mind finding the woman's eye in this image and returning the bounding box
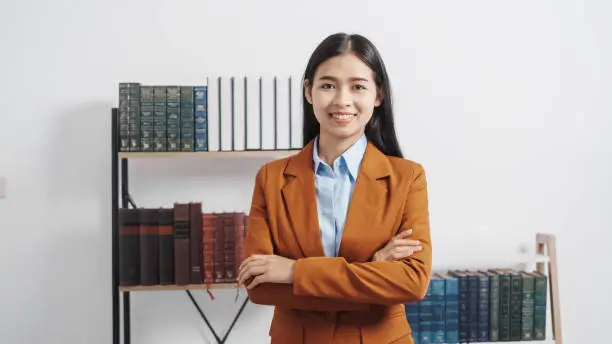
[353,84,366,90]
[321,83,334,89]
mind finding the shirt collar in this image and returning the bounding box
[313,134,368,180]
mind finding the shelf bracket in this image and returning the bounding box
[122,191,138,208]
[186,290,250,344]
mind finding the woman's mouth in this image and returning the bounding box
[329,112,356,123]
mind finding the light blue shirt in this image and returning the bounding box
[313,135,368,257]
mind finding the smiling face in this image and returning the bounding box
[305,52,381,145]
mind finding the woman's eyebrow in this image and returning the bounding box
[317,75,370,82]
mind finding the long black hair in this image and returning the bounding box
[302,32,403,158]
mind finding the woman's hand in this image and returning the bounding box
[238,254,296,290]
[373,229,422,262]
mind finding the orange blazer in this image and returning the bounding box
[244,139,432,344]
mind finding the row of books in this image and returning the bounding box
[118,203,246,286]
[117,77,303,153]
[405,269,548,344]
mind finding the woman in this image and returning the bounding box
[238,33,432,344]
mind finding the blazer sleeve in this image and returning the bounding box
[244,164,370,311]
[292,163,432,306]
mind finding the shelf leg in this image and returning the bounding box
[112,108,120,344]
[186,290,250,344]
[123,292,131,344]
[221,296,250,344]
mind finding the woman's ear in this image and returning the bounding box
[304,79,313,105]
[374,88,383,107]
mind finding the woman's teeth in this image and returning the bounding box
[331,113,355,120]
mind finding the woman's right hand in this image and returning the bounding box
[373,229,422,262]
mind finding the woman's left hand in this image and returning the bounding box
[238,254,296,290]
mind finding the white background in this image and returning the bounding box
[1,0,610,343]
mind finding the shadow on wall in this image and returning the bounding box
[42,102,113,205]
[36,102,114,344]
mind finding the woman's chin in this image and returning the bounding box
[321,127,364,141]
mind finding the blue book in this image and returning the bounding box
[194,85,208,151]
[429,274,446,343]
[419,281,433,344]
[472,271,490,341]
[449,270,469,342]
[405,302,420,344]
[439,273,459,343]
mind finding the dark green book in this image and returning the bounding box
[166,86,181,151]
[520,271,535,340]
[489,268,511,341]
[481,270,500,341]
[530,271,548,340]
[179,86,195,151]
[139,86,154,152]
[153,86,167,151]
[118,83,141,151]
[508,271,523,341]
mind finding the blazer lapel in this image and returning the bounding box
[337,142,392,261]
[281,140,326,258]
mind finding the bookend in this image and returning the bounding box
[112,108,250,344]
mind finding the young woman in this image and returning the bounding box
[238,33,432,344]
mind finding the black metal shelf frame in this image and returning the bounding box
[111,108,249,344]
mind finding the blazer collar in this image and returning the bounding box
[284,138,392,181]
[281,137,393,260]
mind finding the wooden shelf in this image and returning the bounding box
[118,150,300,159]
[119,283,239,292]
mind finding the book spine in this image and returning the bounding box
[213,213,226,283]
[234,213,246,279]
[166,86,181,151]
[118,83,140,151]
[180,86,195,151]
[189,203,203,284]
[194,86,208,151]
[430,277,446,343]
[158,209,174,285]
[418,283,433,343]
[139,208,159,285]
[223,213,236,282]
[139,86,154,151]
[498,273,511,340]
[173,203,190,285]
[119,209,140,285]
[456,273,469,342]
[467,274,479,342]
[509,273,523,341]
[404,302,420,344]
[201,213,215,284]
[488,273,500,341]
[444,277,459,343]
[521,272,535,340]
[153,87,167,151]
[533,272,548,340]
[477,274,490,341]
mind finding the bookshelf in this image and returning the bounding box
[111,108,295,344]
[111,104,564,343]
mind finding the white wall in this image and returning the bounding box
[1,0,610,343]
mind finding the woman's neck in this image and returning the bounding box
[316,133,364,167]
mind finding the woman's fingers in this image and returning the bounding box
[390,246,420,260]
[391,239,421,247]
[238,260,267,284]
[395,229,413,239]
